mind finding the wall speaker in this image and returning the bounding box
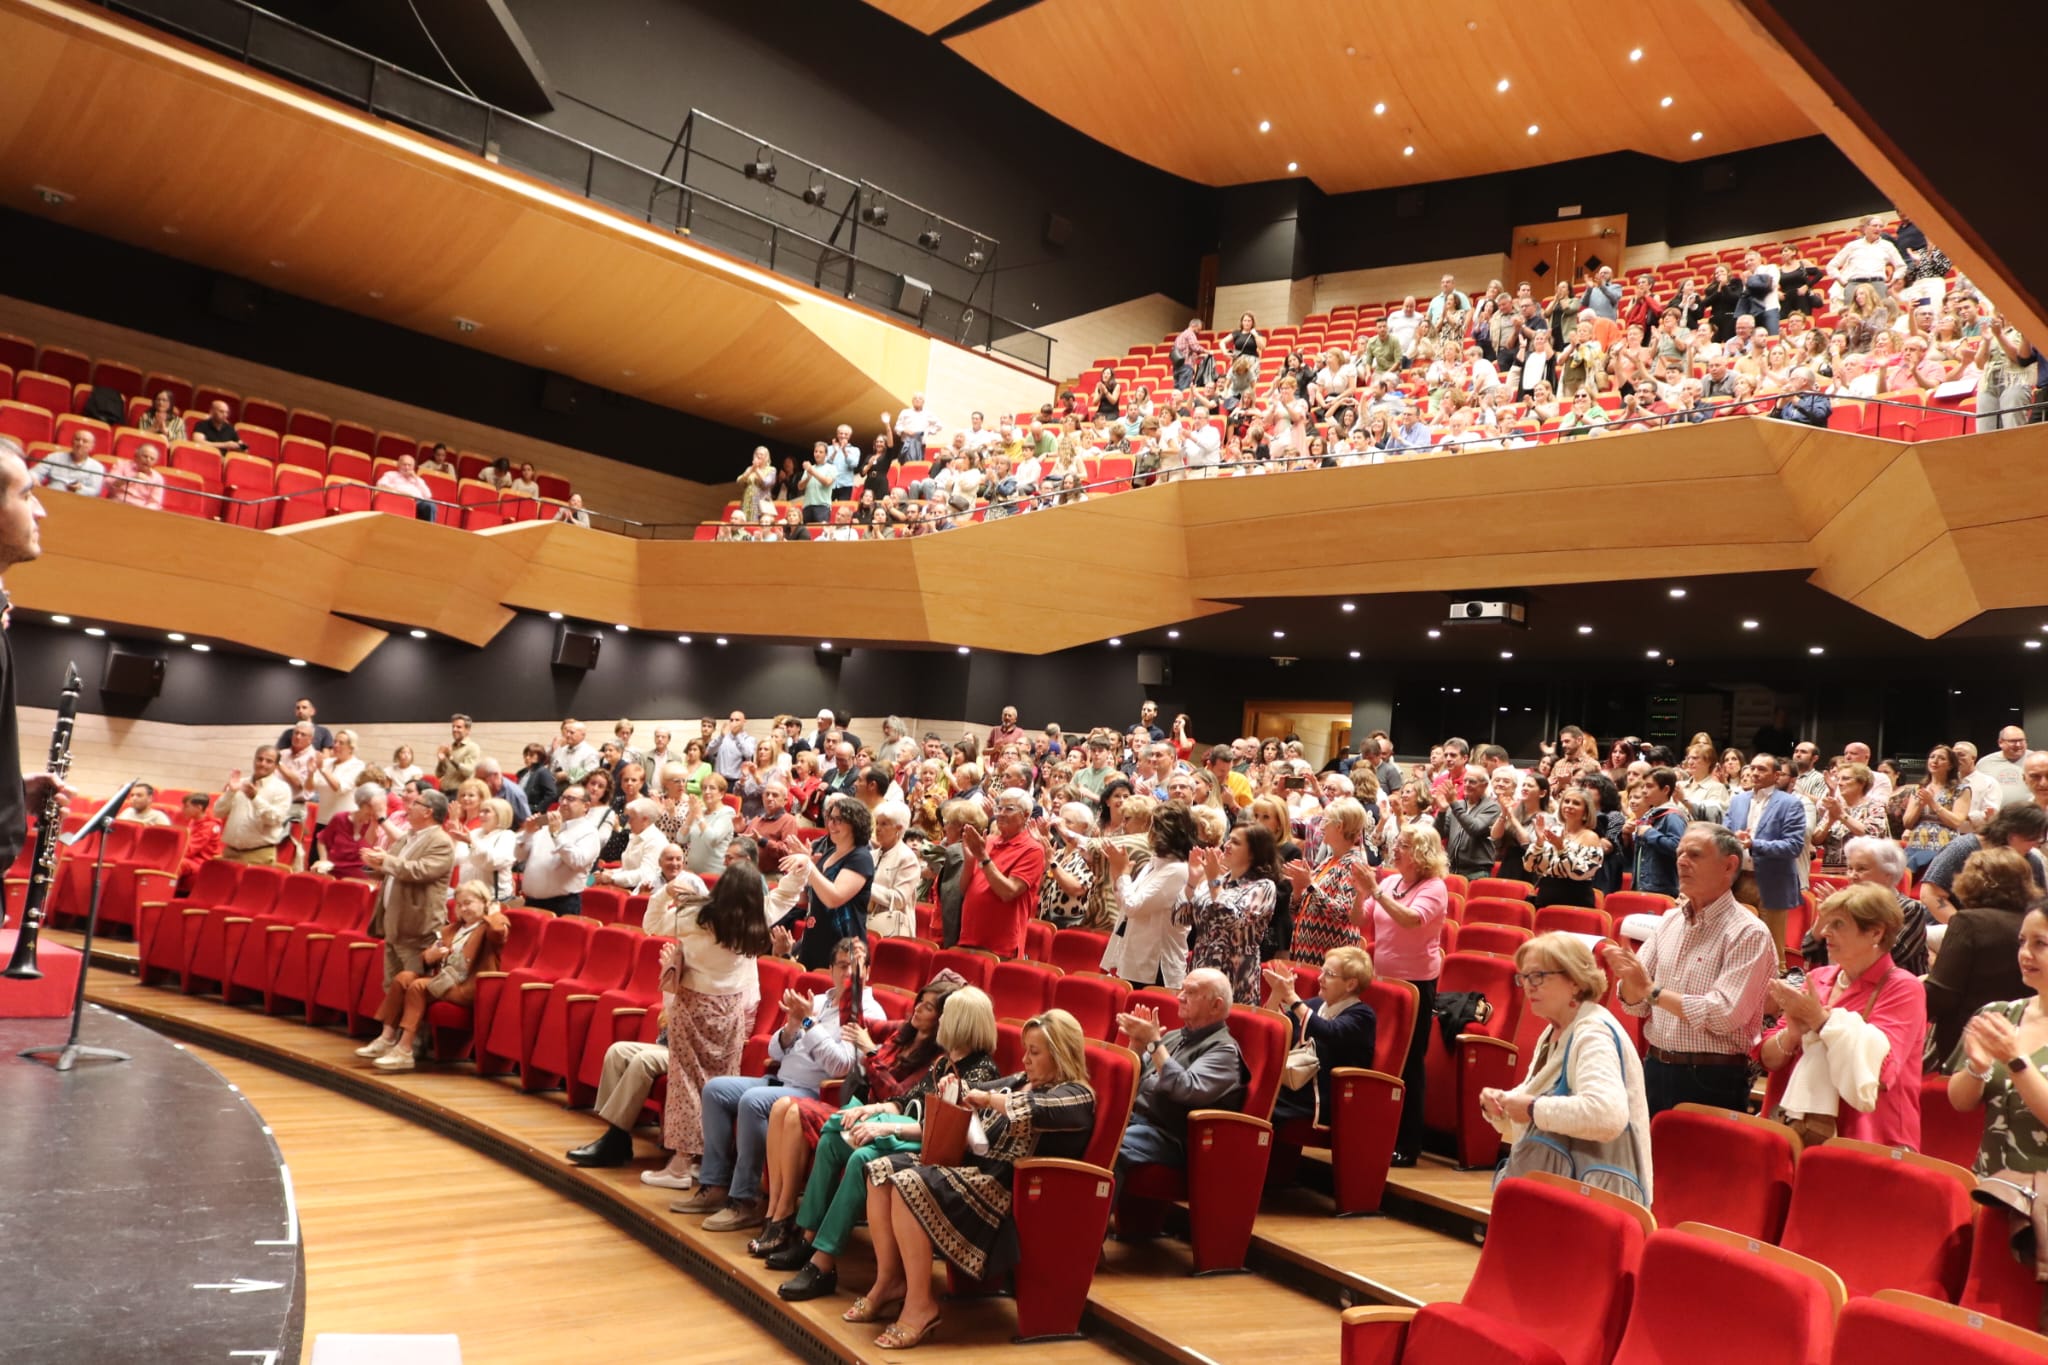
[1043,212,1072,248]
[551,624,601,670]
[539,373,585,416]
[101,649,165,698]
[1136,651,1172,687]
[895,274,932,317]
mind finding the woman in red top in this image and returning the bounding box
[316,783,389,880]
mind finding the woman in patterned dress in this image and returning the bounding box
[1523,787,1606,909]
[852,1010,1097,1349]
[1903,745,1974,876]
[1284,797,1372,962]
[1177,822,1281,1006]
[660,864,771,1183]
[1037,801,1100,929]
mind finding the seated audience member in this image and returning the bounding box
[1921,802,2048,922]
[30,431,105,497]
[116,782,171,826]
[742,778,804,876]
[752,974,964,1259]
[1925,846,2039,1066]
[849,1009,1096,1349]
[515,783,604,915]
[214,745,292,864]
[191,399,248,453]
[361,788,457,987]
[1284,797,1372,961]
[1113,969,1248,1185]
[672,933,879,1232]
[176,792,223,890]
[771,985,1002,1299]
[137,389,185,443]
[1769,367,1832,426]
[375,452,437,521]
[108,440,166,510]
[483,456,515,490]
[774,794,876,970]
[419,443,456,477]
[953,787,1048,959]
[314,783,389,880]
[554,492,591,527]
[1265,947,1378,1124]
[866,800,923,938]
[1103,799,1197,986]
[1944,905,2048,1248]
[1760,885,1925,1148]
[354,881,504,1072]
[1483,933,1654,1203]
[592,797,669,892]
[454,797,518,900]
[1799,836,1930,975]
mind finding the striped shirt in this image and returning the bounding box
[1624,889,1776,1055]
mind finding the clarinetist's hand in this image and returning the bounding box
[23,772,75,807]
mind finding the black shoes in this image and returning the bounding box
[1390,1151,1418,1168]
[764,1238,813,1272]
[565,1126,633,1167]
[777,1262,837,1300]
[748,1217,795,1258]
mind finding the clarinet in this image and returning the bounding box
[4,662,82,980]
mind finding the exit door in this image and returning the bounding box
[1509,214,1630,301]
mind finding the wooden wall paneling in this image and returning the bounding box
[1850,532,1980,639]
[1917,427,2048,533]
[275,514,523,646]
[1756,418,1907,538]
[1802,452,1946,606]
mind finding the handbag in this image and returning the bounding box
[1282,1035,1319,1092]
[1493,1017,1647,1203]
[919,1094,972,1167]
[1974,1167,2048,1280]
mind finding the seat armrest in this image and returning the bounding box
[1339,1306,1417,1365]
[520,981,553,991]
[610,1006,649,1018]
[473,970,509,980]
[566,993,601,1003]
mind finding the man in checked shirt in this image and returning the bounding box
[1603,823,1778,1116]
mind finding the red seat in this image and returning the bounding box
[579,886,628,926]
[1649,1103,1800,1242]
[1423,951,1524,1168]
[223,872,325,1002]
[1603,891,1675,923]
[286,409,333,444]
[523,924,640,1092]
[264,879,374,1014]
[236,422,280,466]
[0,332,32,374]
[1119,1005,1291,1272]
[331,419,374,454]
[221,454,276,528]
[1051,972,1130,1040]
[474,916,594,1077]
[71,823,182,935]
[0,399,54,448]
[1609,1227,1841,1365]
[1455,922,1532,956]
[870,936,935,991]
[1834,1291,2048,1365]
[1534,905,1615,937]
[324,476,371,515]
[1779,1139,1973,1301]
[278,435,328,475]
[91,359,144,400]
[275,466,327,525]
[1022,919,1055,962]
[1340,1172,1651,1365]
[1468,877,1535,902]
[989,960,1061,1020]
[927,947,996,992]
[1118,986,1181,1037]
[372,490,419,519]
[179,863,287,994]
[374,432,417,465]
[536,473,572,503]
[137,858,242,985]
[36,346,90,388]
[157,465,214,519]
[192,385,240,421]
[1919,1071,1983,1171]
[751,956,802,1039]
[1962,1203,2046,1329]
[16,373,75,418]
[1280,976,1417,1215]
[1462,896,1536,931]
[1049,927,1110,975]
[563,916,663,1093]
[327,447,373,484]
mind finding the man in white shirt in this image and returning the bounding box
[1183,404,1222,476]
[1840,741,1891,802]
[117,782,172,826]
[592,798,669,891]
[550,718,601,785]
[1387,296,1423,358]
[277,720,322,827]
[888,392,941,465]
[1978,727,2031,801]
[214,746,294,863]
[517,783,605,915]
[960,410,999,455]
[1954,741,2002,830]
[30,432,105,498]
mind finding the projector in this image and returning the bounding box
[1446,600,1527,627]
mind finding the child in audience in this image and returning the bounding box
[355,880,503,1072]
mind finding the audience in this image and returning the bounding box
[354,880,504,1072]
[213,745,292,864]
[773,795,875,970]
[1925,846,2039,1067]
[1102,799,1195,986]
[1264,946,1378,1125]
[1112,968,1247,1186]
[1177,822,1280,1006]
[360,788,457,990]
[954,788,1047,959]
[1355,824,1450,1166]
[1799,836,1930,976]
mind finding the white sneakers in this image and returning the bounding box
[640,1168,696,1190]
[373,1049,416,1072]
[355,1035,397,1059]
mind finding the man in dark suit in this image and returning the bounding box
[1724,753,1809,952]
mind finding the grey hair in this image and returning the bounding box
[1185,966,1233,1007]
[1058,801,1099,834]
[625,797,662,822]
[1686,821,1743,862]
[353,782,386,806]
[873,799,911,829]
[1843,836,1907,886]
[412,789,451,823]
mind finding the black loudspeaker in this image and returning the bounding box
[1700,162,1739,193]
[896,275,932,316]
[1394,188,1427,220]
[551,625,601,670]
[1136,651,1171,687]
[539,373,585,416]
[101,649,165,698]
[207,276,262,323]
[1043,212,1072,248]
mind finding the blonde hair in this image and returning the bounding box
[1025,1009,1092,1089]
[1249,795,1291,839]
[1322,796,1368,843]
[481,798,515,831]
[1324,945,1375,990]
[452,879,495,911]
[936,985,998,1056]
[1516,932,1607,1002]
[457,778,489,806]
[1120,794,1158,832]
[1818,882,1904,951]
[1190,804,1229,847]
[1397,822,1450,879]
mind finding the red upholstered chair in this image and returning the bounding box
[522,924,639,1091]
[993,1019,1024,1073]
[567,927,668,1103]
[51,821,140,922]
[1118,1004,1292,1273]
[331,419,374,454]
[1274,976,1418,1216]
[0,400,53,448]
[1534,905,1614,937]
[265,879,373,1016]
[1048,927,1111,976]
[83,822,184,936]
[327,447,373,484]
[92,359,144,400]
[1022,919,1055,962]
[274,466,326,524]
[1963,1203,2047,1329]
[14,373,71,419]
[1422,951,1525,1168]
[221,453,276,528]
[751,957,802,1039]
[1837,1291,2048,1365]
[578,886,627,926]
[192,385,239,420]
[989,960,1061,1020]
[473,916,594,1077]
[1340,1171,1652,1365]
[179,863,286,994]
[1780,1138,1973,1301]
[1602,891,1675,921]
[1462,896,1536,931]
[1117,986,1182,1037]
[870,936,935,991]
[869,984,915,1021]
[374,432,416,465]
[1920,1071,1984,1171]
[286,408,333,444]
[0,332,32,374]
[1455,922,1532,956]
[1051,972,1131,1041]
[928,946,997,991]
[1649,1103,1801,1242]
[223,871,324,1003]
[1468,877,1536,902]
[137,858,240,986]
[1609,1225,1843,1365]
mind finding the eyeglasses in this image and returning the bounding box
[1514,970,1563,990]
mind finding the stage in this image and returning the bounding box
[1,1005,305,1365]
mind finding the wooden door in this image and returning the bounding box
[1508,214,1628,300]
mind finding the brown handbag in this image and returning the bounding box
[919,1095,972,1167]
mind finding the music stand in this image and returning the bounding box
[20,779,137,1071]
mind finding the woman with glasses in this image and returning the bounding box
[1283,797,1373,962]
[778,795,876,971]
[1481,932,1654,1204]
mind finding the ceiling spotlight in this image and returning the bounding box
[1577,625,1594,635]
[801,182,827,207]
[1645,648,1661,658]
[742,149,776,184]
[613,624,629,633]
[1808,645,1825,655]
[1108,637,1122,647]
[1372,102,1386,115]
[1690,130,1704,142]
[1500,650,1514,660]
[1660,95,1674,107]
[1742,619,1760,630]
[677,634,692,644]
[34,185,72,206]
[715,637,729,645]
[50,615,71,625]
[862,201,889,227]
[409,629,429,639]
[1167,629,1180,638]
[964,241,986,269]
[547,611,563,621]
[1286,161,1298,172]
[1258,120,1271,133]
[819,641,832,651]
[191,643,212,652]
[957,645,971,655]
[917,224,943,251]
[1496,78,1511,92]
[1452,688,1462,694]
[1273,630,1286,640]
[1426,628,1441,638]
[1341,602,1356,613]
[1526,124,1539,136]
[167,632,185,642]
[1349,649,1361,659]
[288,658,307,667]
[1629,47,1644,61]
[84,627,105,637]
[2028,641,2044,651]
[1668,586,1687,598]
[1402,145,1415,156]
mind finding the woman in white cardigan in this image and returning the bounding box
[1481,932,1654,1204]
[865,800,924,938]
[1101,800,1198,988]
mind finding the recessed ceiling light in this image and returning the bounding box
[1578,625,1594,635]
[1499,707,1509,713]
[1341,603,1356,613]
[1286,161,1298,172]
[50,615,70,625]
[547,611,563,621]
[1500,650,1514,660]
[1167,629,1180,638]
[2027,641,2043,651]
[268,259,287,269]
[715,637,728,645]
[1646,648,1661,658]
[1690,131,1704,142]
[1372,102,1386,115]
[1345,46,1356,56]
[84,627,105,637]
[1629,47,1644,61]
[621,369,636,378]
[1273,630,1286,639]
[191,643,211,652]
[677,634,692,644]
[1742,619,1760,629]
[1496,78,1511,92]
[2040,624,2048,632]
[1808,645,1825,655]
[1108,637,1122,647]
[956,645,970,655]
[1526,124,1539,136]
[1452,687,1462,694]
[1231,66,1241,76]
[367,288,383,299]
[1348,650,1361,659]
[409,629,428,639]
[613,623,629,632]
[287,658,306,667]
[819,641,831,651]
[1668,586,1687,598]
[167,632,185,642]
[161,224,179,235]
[1660,96,1674,108]
[1258,120,1271,133]
[1402,145,1415,157]
[1426,628,1440,638]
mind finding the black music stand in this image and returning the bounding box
[21,779,137,1072]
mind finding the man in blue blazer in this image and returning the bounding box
[1724,753,1808,955]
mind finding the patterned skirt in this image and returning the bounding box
[869,1152,1018,1281]
[662,988,749,1154]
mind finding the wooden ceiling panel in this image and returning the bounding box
[860,0,991,34]
[932,0,1813,192]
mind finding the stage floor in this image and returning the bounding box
[0,1005,305,1365]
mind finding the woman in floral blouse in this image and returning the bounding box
[1903,745,1975,876]
[1177,823,1282,1005]
[1809,762,1887,872]
[1520,787,1606,909]
[1284,797,1372,961]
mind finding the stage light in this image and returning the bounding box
[801,182,827,207]
[167,633,186,642]
[917,225,942,251]
[1578,625,1593,635]
[1526,125,1539,136]
[862,201,890,227]
[1349,650,1361,659]
[1496,78,1510,92]
[1258,120,1271,133]
[1372,102,1386,115]
[1629,47,1644,61]
[1426,628,1440,638]
[964,241,985,269]
[1286,162,1298,172]
[1742,619,1760,629]
[743,147,776,184]
[1402,145,1415,156]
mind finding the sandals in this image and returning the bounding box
[874,1315,943,1349]
[843,1294,905,1324]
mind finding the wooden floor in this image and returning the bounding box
[186,1042,787,1365]
[84,965,1492,1363]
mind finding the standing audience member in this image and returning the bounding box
[1624,766,1690,897]
[955,788,1048,959]
[1103,800,1197,986]
[1284,798,1372,960]
[214,746,292,864]
[1176,822,1280,1007]
[515,784,604,915]
[1725,753,1809,952]
[1925,847,2040,1067]
[435,714,480,794]
[1355,824,1451,1166]
[776,795,877,970]
[1435,768,1500,879]
[361,788,457,990]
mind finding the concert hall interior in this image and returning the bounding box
[6,0,2048,1361]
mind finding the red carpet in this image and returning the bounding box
[0,931,82,1018]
